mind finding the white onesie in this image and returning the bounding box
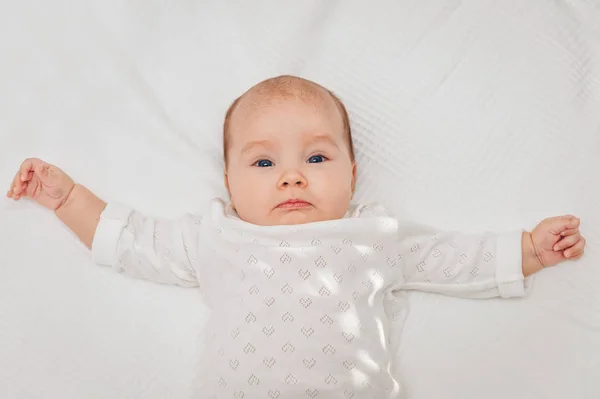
[91,198,529,399]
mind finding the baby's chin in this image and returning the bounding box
[246,208,342,226]
[276,211,324,226]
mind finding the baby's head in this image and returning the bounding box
[223,75,356,226]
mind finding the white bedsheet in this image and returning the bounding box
[1,1,599,398]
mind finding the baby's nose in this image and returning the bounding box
[279,170,307,188]
[282,179,305,187]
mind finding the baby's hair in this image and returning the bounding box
[222,75,355,166]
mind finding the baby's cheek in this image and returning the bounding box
[319,180,352,214]
[234,177,271,212]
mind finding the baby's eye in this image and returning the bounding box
[254,159,274,167]
[307,155,327,164]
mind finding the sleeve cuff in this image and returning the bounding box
[495,230,533,298]
[91,203,133,266]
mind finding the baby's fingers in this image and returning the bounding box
[6,177,21,200]
[21,170,34,183]
[559,215,580,230]
[18,158,38,179]
[565,237,586,260]
[554,232,581,251]
[546,215,580,235]
[8,171,22,198]
[6,174,16,198]
[12,180,29,200]
[7,158,43,199]
[560,228,579,237]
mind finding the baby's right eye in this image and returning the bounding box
[254,159,274,167]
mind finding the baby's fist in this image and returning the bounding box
[6,158,75,211]
[530,215,586,268]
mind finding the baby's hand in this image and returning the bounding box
[6,158,75,211]
[529,215,586,268]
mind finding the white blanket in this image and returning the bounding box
[1,1,599,398]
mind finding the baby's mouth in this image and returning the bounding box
[276,199,313,209]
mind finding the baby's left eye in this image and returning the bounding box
[307,155,327,164]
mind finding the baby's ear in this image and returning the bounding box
[224,173,233,198]
[351,162,357,194]
[224,173,235,208]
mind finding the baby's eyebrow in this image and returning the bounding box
[305,134,339,148]
[240,135,338,155]
[240,139,278,155]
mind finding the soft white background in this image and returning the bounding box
[0,1,599,398]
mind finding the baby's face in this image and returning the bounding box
[225,95,356,226]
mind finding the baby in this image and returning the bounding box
[6,75,586,398]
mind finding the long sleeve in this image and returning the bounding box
[392,221,531,299]
[91,203,202,288]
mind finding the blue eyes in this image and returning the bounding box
[253,155,327,167]
[255,159,274,167]
[308,155,326,163]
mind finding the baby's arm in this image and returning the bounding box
[7,158,200,287]
[393,217,585,299]
[56,185,107,249]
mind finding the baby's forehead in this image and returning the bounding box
[236,95,334,124]
[235,83,335,120]
[227,92,340,146]
[228,96,343,148]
